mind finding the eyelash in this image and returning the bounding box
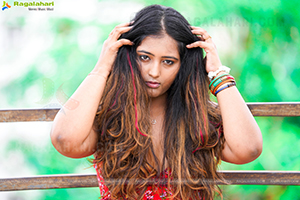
[163,60,174,65]
[139,55,174,65]
[139,55,149,61]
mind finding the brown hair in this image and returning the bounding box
[92,4,225,200]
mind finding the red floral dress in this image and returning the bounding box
[93,163,173,200]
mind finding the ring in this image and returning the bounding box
[205,35,212,41]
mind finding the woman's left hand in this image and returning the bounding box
[186,26,222,73]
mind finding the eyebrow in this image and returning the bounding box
[137,50,179,61]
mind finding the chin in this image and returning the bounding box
[148,92,167,99]
[147,92,159,98]
[148,94,159,98]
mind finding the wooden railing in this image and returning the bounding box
[1,102,300,191]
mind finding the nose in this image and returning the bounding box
[148,61,160,78]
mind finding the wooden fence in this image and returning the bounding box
[1,102,300,191]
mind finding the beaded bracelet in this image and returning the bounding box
[214,82,236,96]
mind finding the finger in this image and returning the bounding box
[111,39,134,51]
[186,41,213,51]
[190,27,213,41]
[129,20,135,25]
[191,30,211,41]
[190,26,205,30]
[110,25,133,35]
[109,22,132,35]
[116,22,132,28]
[190,26,208,34]
[205,35,212,41]
[109,26,133,40]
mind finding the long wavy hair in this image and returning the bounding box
[92,4,225,200]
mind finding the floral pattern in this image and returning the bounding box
[93,163,174,200]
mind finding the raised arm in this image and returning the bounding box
[216,80,262,164]
[186,26,263,164]
[50,22,134,158]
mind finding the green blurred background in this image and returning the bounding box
[0,0,300,199]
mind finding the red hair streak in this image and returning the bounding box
[127,51,147,137]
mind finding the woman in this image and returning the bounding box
[50,4,262,200]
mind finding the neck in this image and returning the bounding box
[150,93,167,118]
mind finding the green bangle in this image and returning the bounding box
[209,73,229,89]
[213,75,231,88]
[212,78,222,88]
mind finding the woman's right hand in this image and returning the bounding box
[93,22,134,76]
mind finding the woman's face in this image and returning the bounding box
[136,33,181,100]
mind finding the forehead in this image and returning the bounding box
[136,34,179,57]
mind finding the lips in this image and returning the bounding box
[146,81,160,88]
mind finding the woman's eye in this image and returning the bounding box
[139,55,149,61]
[163,60,174,65]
